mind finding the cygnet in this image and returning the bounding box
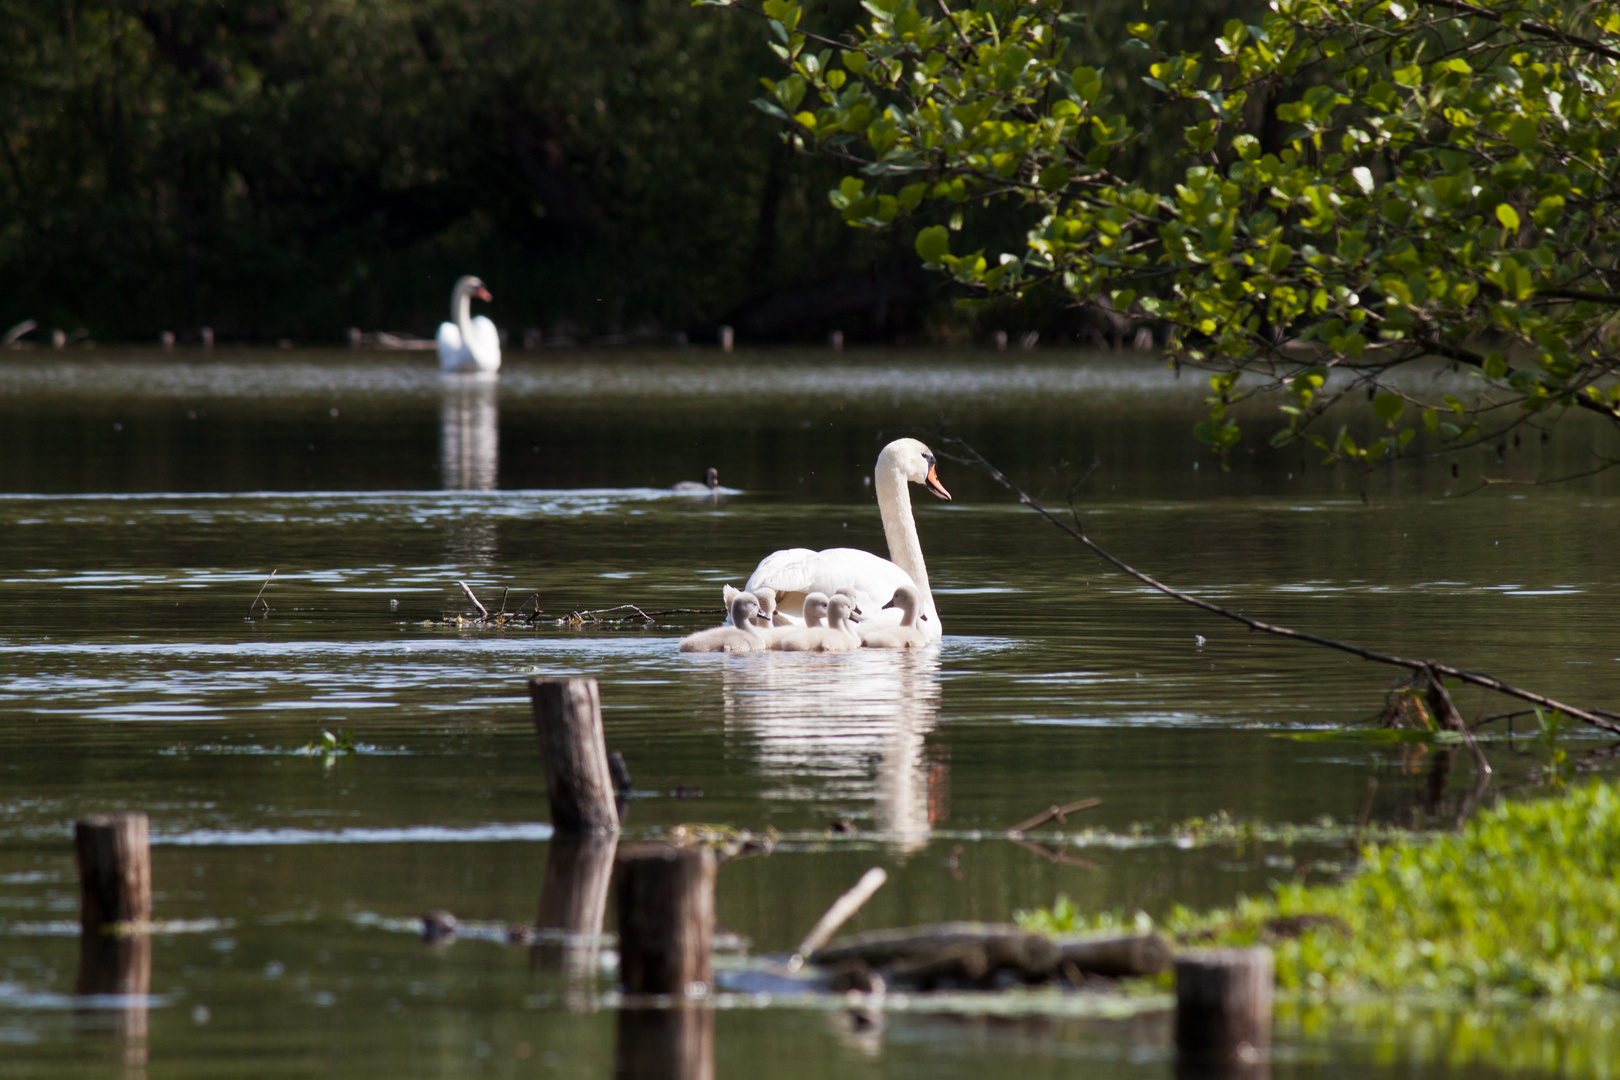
[758,589,825,646]
[860,584,929,649]
[776,594,860,653]
[679,593,765,653]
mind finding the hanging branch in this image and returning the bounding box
[938,437,1620,738]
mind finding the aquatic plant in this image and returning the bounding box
[1020,780,1620,1000]
[300,729,357,756]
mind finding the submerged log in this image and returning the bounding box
[1058,933,1173,978]
[811,922,1059,987]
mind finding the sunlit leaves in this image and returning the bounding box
[736,0,1620,462]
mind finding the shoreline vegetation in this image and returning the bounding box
[1021,779,1620,1003]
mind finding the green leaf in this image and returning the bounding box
[1495,204,1520,233]
[915,225,950,264]
[1373,392,1405,424]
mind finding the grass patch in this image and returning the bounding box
[1019,779,1620,1000]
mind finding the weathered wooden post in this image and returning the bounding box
[615,844,716,998]
[1174,947,1273,1077]
[74,813,152,1068]
[528,676,619,834]
[614,1006,714,1080]
[76,813,152,932]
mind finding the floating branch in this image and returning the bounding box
[940,437,1620,741]
[1008,797,1101,835]
[249,570,277,619]
[434,585,724,630]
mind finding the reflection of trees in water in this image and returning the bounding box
[719,651,944,849]
[440,374,499,564]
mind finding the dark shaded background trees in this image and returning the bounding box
[0,0,1254,343]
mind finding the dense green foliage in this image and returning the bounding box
[1021,780,1620,999]
[1,0,1264,343]
[0,0,890,340]
[741,0,1620,458]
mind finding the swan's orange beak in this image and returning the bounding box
[925,465,951,501]
[476,286,492,302]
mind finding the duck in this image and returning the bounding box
[673,467,721,494]
[742,438,948,641]
[860,585,930,649]
[775,594,861,653]
[679,592,766,653]
[437,276,502,373]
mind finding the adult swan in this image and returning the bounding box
[437,276,502,373]
[743,438,949,641]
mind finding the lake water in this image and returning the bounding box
[2,349,1618,1077]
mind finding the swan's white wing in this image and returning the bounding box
[745,546,941,639]
[437,322,467,370]
[467,315,502,372]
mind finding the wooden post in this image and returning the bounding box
[528,677,619,834]
[1175,948,1273,1071]
[614,1006,714,1080]
[76,814,151,932]
[74,813,152,1069]
[615,844,715,997]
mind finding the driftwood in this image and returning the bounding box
[1008,797,1100,834]
[1057,933,1173,977]
[791,867,887,969]
[808,922,1172,989]
[940,437,1620,740]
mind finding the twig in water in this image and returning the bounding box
[457,581,490,621]
[249,570,277,618]
[1353,777,1378,850]
[497,588,510,616]
[938,437,1620,740]
[1007,797,1101,835]
[789,866,888,972]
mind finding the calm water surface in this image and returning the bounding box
[2,349,1618,1077]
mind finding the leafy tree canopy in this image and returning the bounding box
[721,0,1620,463]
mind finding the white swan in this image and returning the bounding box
[775,594,860,652]
[679,593,766,653]
[437,276,502,373]
[743,438,948,641]
[861,585,929,649]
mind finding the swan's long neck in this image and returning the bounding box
[875,458,932,602]
[454,284,474,340]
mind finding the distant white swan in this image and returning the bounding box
[861,585,929,649]
[679,592,766,653]
[437,276,501,373]
[742,438,948,641]
[775,594,860,652]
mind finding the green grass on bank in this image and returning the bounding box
[1020,780,1620,1000]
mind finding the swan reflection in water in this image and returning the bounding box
[440,373,499,491]
[717,648,945,850]
[440,373,499,563]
